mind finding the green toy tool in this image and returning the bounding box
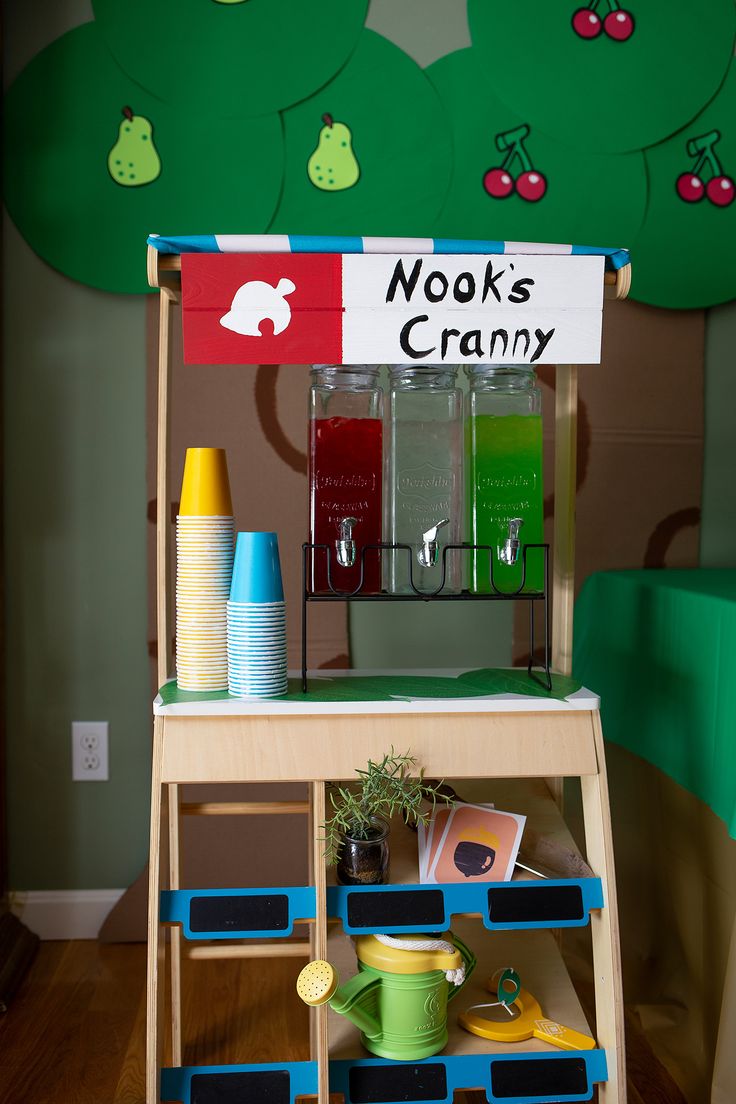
[296,931,476,1061]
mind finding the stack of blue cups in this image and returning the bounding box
[227,532,287,698]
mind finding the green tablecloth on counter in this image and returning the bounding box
[574,568,736,838]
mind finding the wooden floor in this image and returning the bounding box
[0,940,688,1104]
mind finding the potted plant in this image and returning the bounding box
[321,749,452,885]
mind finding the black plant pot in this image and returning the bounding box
[336,817,390,885]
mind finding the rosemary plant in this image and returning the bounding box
[321,749,452,865]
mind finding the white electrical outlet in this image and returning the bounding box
[72,721,109,781]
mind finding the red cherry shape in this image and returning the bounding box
[483,167,514,199]
[676,173,705,203]
[604,10,635,41]
[516,170,547,203]
[706,175,735,207]
[572,8,602,38]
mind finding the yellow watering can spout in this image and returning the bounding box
[296,960,383,1040]
[296,960,339,1006]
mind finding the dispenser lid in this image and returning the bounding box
[355,933,462,975]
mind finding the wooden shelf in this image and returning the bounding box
[327,917,593,1060]
[327,778,591,890]
[154,669,599,718]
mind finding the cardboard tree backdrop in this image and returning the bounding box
[3,1,736,306]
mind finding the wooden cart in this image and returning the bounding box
[146,237,630,1104]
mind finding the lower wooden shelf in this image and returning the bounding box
[328,918,594,1061]
[159,919,605,1103]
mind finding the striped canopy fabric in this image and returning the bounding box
[148,233,630,272]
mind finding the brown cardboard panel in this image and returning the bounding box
[515,300,705,656]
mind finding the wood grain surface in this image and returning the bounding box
[0,939,686,1104]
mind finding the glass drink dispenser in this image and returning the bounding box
[386,365,463,594]
[465,365,544,594]
[308,365,383,594]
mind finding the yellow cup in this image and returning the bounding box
[179,448,233,516]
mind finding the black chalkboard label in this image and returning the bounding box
[191,1069,289,1104]
[491,1056,588,1098]
[346,889,445,929]
[487,883,584,924]
[189,894,289,934]
[349,1063,447,1103]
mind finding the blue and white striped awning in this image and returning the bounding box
[147,233,630,272]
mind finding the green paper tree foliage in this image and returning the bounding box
[468,0,736,155]
[3,1,736,308]
[270,31,453,238]
[630,59,736,309]
[2,23,284,294]
[426,48,647,249]
[91,0,369,119]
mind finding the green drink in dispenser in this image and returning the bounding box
[465,366,544,593]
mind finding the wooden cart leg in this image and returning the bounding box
[549,364,579,811]
[580,712,626,1104]
[309,781,329,1103]
[146,715,169,1104]
[168,783,182,1068]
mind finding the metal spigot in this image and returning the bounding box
[499,517,523,566]
[417,518,450,568]
[336,517,358,568]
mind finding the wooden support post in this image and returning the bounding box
[168,783,182,1068]
[146,716,168,1104]
[548,365,578,809]
[310,781,329,1103]
[581,712,626,1104]
[156,288,176,688]
[552,364,578,677]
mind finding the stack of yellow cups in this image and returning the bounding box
[176,448,234,692]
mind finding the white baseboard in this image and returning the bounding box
[9,889,125,940]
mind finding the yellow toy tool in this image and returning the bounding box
[459,971,596,1052]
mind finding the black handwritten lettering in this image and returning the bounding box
[399,315,436,359]
[453,272,475,303]
[425,270,449,302]
[482,260,506,304]
[441,328,460,358]
[512,329,530,358]
[460,330,483,357]
[531,327,555,362]
[386,258,422,303]
[489,329,509,358]
[508,278,534,304]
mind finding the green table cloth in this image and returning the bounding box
[574,568,736,838]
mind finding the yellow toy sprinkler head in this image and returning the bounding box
[458,967,596,1051]
[296,960,339,1006]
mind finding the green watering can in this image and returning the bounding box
[296,930,476,1061]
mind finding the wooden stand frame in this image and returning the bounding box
[145,244,629,1104]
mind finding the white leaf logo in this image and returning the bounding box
[220,277,297,337]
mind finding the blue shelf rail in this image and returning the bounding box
[159,1051,607,1104]
[159,886,316,940]
[331,1050,608,1104]
[160,1061,318,1104]
[328,878,603,934]
[160,879,602,940]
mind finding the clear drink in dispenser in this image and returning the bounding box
[386,365,463,594]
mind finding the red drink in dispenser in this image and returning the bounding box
[309,367,384,594]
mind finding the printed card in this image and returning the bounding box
[426,803,526,884]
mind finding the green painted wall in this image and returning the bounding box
[3,214,151,889]
[2,1,733,893]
